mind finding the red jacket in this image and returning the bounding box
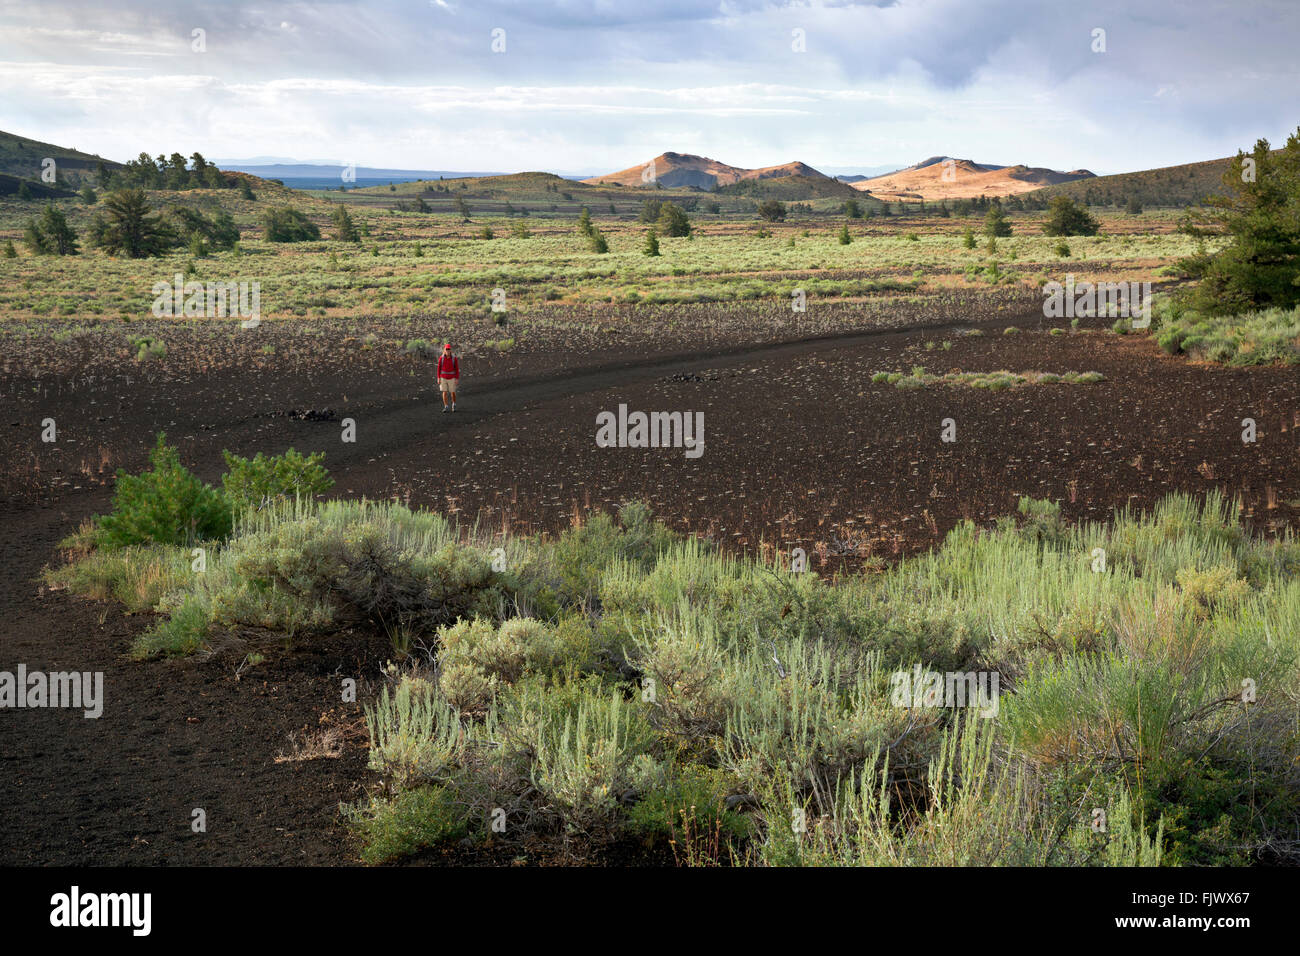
[437,353,459,379]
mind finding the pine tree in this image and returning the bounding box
[98,189,178,257]
[1181,128,1300,314]
[39,204,79,254]
[984,202,1012,237]
[23,219,49,254]
[643,228,660,257]
[655,202,691,237]
[332,205,360,242]
[1042,196,1100,237]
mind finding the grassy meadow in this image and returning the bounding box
[0,180,1210,330]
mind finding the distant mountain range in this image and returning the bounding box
[581,151,1095,200]
[212,163,509,188]
[0,129,1243,207]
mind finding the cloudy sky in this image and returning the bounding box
[1,0,1297,175]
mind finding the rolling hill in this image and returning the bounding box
[584,152,836,190]
[0,130,121,185]
[716,173,862,200]
[1026,153,1249,208]
[853,156,1094,201]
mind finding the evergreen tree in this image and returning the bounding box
[332,204,360,242]
[638,198,664,223]
[1180,128,1300,314]
[38,204,79,254]
[643,227,660,256]
[1042,196,1100,237]
[98,189,178,257]
[655,202,691,237]
[22,218,48,254]
[984,202,1013,237]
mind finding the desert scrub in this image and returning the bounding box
[872,367,1107,390]
[49,488,1300,864]
[343,786,468,864]
[501,677,657,837]
[436,616,593,711]
[129,334,165,361]
[44,540,191,613]
[365,674,475,788]
[1155,304,1300,365]
[625,763,752,855]
[212,503,501,639]
[220,447,334,512]
[133,592,210,659]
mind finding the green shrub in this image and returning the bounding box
[96,434,232,548]
[44,541,190,612]
[263,207,320,242]
[344,785,468,864]
[1153,305,1300,365]
[626,764,750,848]
[222,513,498,639]
[129,335,165,361]
[503,678,656,836]
[133,593,209,659]
[221,448,333,512]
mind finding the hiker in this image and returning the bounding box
[437,343,460,412]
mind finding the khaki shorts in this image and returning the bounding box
[439,378,459,393]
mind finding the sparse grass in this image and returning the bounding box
[873,366,1106,390]
[1155,304,1300,365]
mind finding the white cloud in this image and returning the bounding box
[0,0,1295,173]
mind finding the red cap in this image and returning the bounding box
[443,343,452,350]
